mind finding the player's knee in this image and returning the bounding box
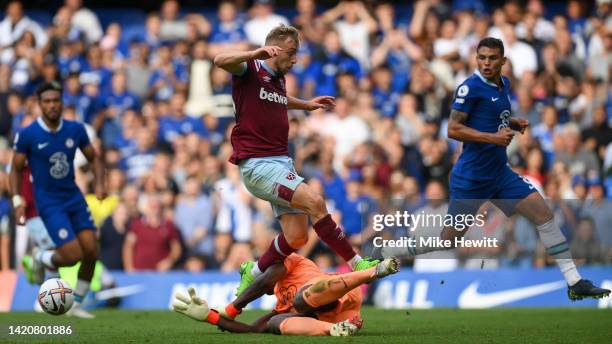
[293,290,313,313]
[307,194,327,218]
[267,314,288,335]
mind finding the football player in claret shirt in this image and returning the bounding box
[10,81,106,318]
[213,24,379,296]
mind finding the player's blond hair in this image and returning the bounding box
[265,24,300,45]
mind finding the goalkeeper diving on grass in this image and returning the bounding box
[172,254,399,336]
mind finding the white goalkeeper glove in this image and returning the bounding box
[172,287,210,321]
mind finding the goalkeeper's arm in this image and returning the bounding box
[234,263,287,309]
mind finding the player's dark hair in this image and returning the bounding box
[477,37,505,57]
[265,24,300,45]
[36,81,63,99]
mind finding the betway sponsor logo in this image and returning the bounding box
[259,87,288,105]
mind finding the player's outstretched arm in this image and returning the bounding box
[232,262,288,310]
[213,46,283,75]
[9,151,27,225]
[81,144,106,200]
[288,96,335,111]
[448,109,514,146]
[173,287,276,333]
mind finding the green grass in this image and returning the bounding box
[1,307,611,343]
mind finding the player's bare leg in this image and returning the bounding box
[27,239,83,285]
[294,258,399,313]
[67,229,98,318]
[290,183,377,269]
[269,313,357,336]
[514,192,610,300]
[237,184,378,296]
[236,213,309,296]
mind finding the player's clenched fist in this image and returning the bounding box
[250,46,283,60]
[491,127,515,146]
[515,118,529,134]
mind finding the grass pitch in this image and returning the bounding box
[1,307,610,343]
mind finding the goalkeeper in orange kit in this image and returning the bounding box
[172,254,399,336]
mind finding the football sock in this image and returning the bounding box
[36,250,57,269]
[302,267,376,308]
[347,254,363,270]
[254,233,296,276]
[74,279,91,304]
[537,219,581,286]
[313,214,357,262]
[279,317,332,336]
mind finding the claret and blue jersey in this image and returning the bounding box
[14,117,95,246]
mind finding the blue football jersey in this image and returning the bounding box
[451,70,513,182]
[14,118,91,208]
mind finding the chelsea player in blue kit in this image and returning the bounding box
[10,82,106,318]
[378,38,609,301]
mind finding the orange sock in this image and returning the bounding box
[279,317,333,336]
[303,267,375,308]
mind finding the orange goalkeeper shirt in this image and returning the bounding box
[273,254,323,313]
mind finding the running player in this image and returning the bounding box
[173,254,399,336]
[213,24,378,296]
[10,81,106,318]
[377,37,610,301]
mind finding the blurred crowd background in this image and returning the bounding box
[0,0,611,274]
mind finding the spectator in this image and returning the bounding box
[125,41,152,99]
[304,30,362,97]
[120,127,158,182]
[244,0,289,47]
[0,0,48,49]
[99,203,129,270]
[501,24,538,79]
[123,194,182,272]
[371,29,422,93]
[324,97,370,171]
[554,123,600,177]
[159,0,188,41]
[321,1,378,69]
[64,0,103,44]
[148,44,188,101]
[583,179,612,261]
[581,105,612,163]
[413,180,458,272]
[185,40,213,117]
[158,92,207,145]
[174,177,215,267]
[571,217,603,266]
[208,1,248,57]
[337,171,376,245]
[292,0,324,44]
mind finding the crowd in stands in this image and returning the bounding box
[0,0,611,273]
